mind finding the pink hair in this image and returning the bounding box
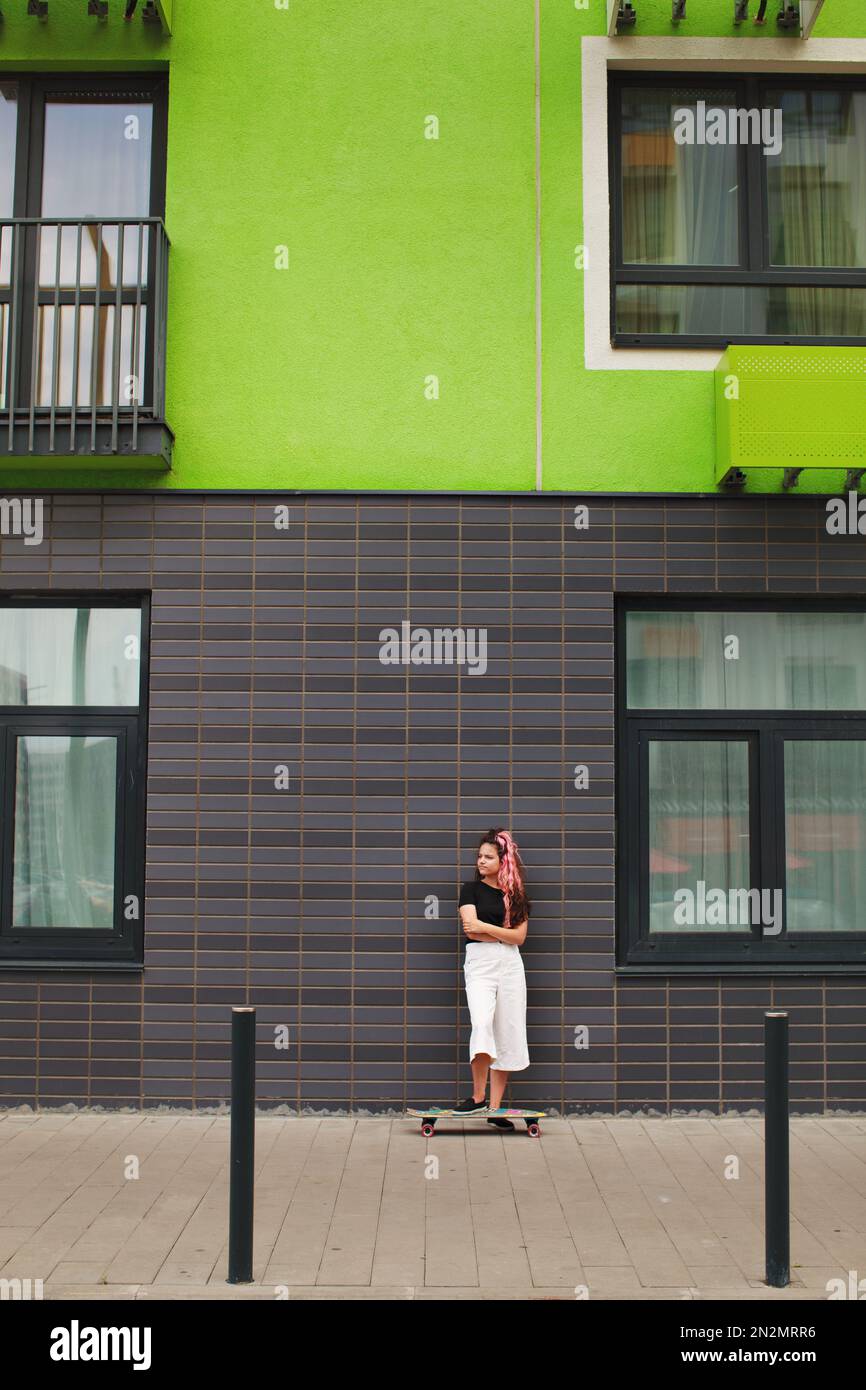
[493,829,522,929]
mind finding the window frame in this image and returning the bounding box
[0,593,150,969]
[7,72,168,224]
[616,596,866,972]
[608,71,866,349]
[1,71,168,414]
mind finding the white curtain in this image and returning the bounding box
[649,739,750,934]
[0,606,140,706]
[634,611,866,936]
[672,129,739,265]
[767,89,866,333]
[13,734,116,930]
[627,611,866,710]
[785,740,866,933]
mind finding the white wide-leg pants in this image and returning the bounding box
[463,941,530,1072]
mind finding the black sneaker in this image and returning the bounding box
[453,1095,488,1114]
[487,1117,516,1130]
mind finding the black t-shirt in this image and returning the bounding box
[459,879,506,930]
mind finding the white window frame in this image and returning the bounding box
[581,37,866,371]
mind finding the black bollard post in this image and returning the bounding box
[228,1006,256,1284]
[764,1010,790,1288]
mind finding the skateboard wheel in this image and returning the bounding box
[527,1123,541,1137]
[422,1123,435,1137]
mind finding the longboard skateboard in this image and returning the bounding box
[407,1107,546,1137]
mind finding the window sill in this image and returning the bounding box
[616,963,866,975]
[611,336,866,350]
[0,961,145,972]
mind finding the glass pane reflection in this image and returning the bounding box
[12,734,117,929]
[616,283,866,337]
[38,222,150,291]
[766,89,866,270]
[36,304,147,408]
[785,740,866,932]
[627,611,866,710]
[41,101,153,219]
[648,739,751,934]
[0,83,16,219]
[620,85,740,267]
[0,607,141,706]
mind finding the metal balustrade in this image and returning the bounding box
[0,217,172,467]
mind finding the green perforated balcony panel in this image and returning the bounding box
[715,346,866,490]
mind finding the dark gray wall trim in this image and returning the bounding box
[0,492,863,1113]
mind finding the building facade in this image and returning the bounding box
[0,0,865,1112]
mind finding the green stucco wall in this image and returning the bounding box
[0,0,864,493]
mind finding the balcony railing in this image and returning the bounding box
[0,217,172,468]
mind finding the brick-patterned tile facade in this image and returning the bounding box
[0,492,864,1112]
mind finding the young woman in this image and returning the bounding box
[455,828,530,1128]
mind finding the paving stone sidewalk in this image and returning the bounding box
[1,1111,864,1301]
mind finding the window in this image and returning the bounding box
[618,600,866,969]
[610,75,866,346]
[0,598,149,966]
[0,73,167,416]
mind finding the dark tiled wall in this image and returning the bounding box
[0,493,864,1112]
